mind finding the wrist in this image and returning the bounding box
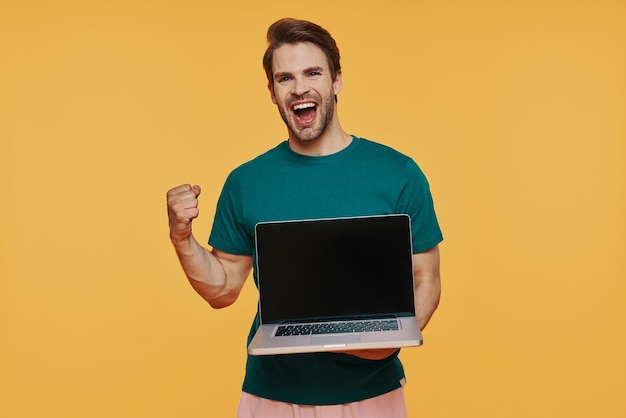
[170,233,195,256]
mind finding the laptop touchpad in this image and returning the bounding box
[311,334,361,345]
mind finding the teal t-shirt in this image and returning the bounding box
[208,136,443,405]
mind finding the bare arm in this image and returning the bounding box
[167,184,252,309]
[413,245,441,330]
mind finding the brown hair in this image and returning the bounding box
[263,18,341,87]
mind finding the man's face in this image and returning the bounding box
[269,42,342,143]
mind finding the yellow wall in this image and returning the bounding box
[1,1,625,417]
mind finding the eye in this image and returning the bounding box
[277,76,292,83]
[308,71,321,77]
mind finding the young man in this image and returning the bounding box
[167,18,443,418]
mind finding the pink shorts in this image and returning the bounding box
[237,388,407,418]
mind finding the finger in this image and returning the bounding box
[167,184,192,197]
[173,195,199,213]
[167,185,199,206]
[175,207,199,223]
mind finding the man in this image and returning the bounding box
[167,18,443,418]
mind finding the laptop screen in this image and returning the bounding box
[254,215,416,324]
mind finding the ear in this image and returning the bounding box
[332,70,343,95]
[268,81,277,104]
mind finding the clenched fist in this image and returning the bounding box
[167,184,202,243]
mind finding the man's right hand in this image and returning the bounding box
[166,184,202,244]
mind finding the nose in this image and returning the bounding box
[292,76,310,97]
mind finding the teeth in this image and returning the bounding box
[292,103,316,111]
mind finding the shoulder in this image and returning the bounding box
[352,138,431,190]
[354,137,412,161]
[226,142,287,178]
[352,137,418,174]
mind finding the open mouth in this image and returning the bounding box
[292,102,317,125]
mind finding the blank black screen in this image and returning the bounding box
[255,215,415,324]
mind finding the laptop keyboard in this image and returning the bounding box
[275,320,399,336]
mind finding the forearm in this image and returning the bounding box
[412,245,441,331]
[171,235,231,304]
[172,235,223,284]
[414,278,441,331]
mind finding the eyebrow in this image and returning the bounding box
[304,66,324,74]
[273,71,292,81]
[273,66,325,80]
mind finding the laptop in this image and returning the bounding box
[247,214,423,356]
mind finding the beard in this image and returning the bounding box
[278,91,336,143]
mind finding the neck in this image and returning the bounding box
[288,121,352,156]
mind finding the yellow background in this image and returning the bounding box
[1,1,625,417]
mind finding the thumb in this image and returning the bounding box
[191,185,201,197]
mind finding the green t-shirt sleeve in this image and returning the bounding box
[395,159,443,253]
[208,171,254,256]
